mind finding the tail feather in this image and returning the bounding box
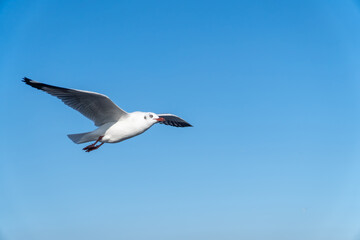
[67,132,97,144]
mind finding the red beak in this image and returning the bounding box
[156,117,165,122]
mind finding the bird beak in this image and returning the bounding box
[155,117,165,122]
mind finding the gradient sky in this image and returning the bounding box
[1,1,360,240]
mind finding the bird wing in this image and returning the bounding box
[23,77,128,126]
[158,114,192,127]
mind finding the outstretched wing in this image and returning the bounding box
[158,114,192,127]
[23,77,128,126]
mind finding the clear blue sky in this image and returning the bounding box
[1,0,360,239]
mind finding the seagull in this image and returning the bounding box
[23,77,192,152]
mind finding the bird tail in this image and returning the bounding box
[67,132,97,144]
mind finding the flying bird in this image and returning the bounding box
[23,77,192,152]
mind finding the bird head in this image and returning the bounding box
[143,112,165,124]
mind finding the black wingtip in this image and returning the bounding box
[182,121,193,127]
[23,77,71,92]
[22,77,45,90]
[23,77,32,83]
[23,76,33,85]
[23,77,36,85]
[182,122,193,127]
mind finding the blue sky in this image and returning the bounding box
[1,0,360,239]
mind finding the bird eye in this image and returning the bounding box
[149,114,153,118]
[144,116,147,120]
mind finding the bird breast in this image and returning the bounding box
[102,119,151,143]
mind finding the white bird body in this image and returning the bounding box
[94,112,156,143]
[23,77,192,152]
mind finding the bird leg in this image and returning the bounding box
[83,136,104,152]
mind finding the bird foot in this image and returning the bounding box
[83,136,104,152]
[84,144,101,152]
[83,144,95,151]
